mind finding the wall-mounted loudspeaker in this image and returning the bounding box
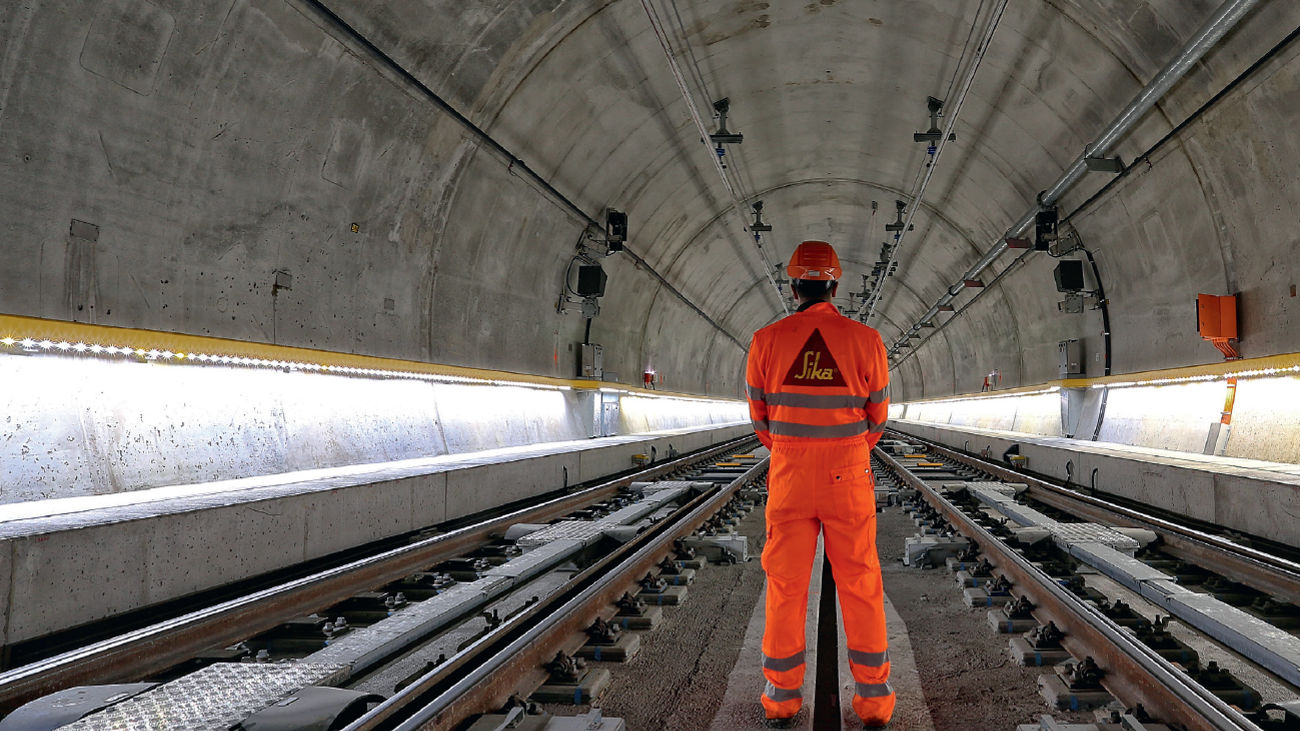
[1053,260,1085,293]
[577,265,608,297]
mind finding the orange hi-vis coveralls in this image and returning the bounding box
[746,300,893,724]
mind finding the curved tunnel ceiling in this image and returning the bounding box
[0,0,1296,400]
[473,0,1191,335]
[440,0,1298,394]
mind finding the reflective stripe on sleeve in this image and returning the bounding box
[854,681,894,698]
[752,418,769,432]
[868,387,888,404]
[747,384,766,401]
[764,393,868,409]
[868,421,886,434]
[762,650,806,672]
[763,681,803,702]
[768,419,871,439]
[847,648,889,667]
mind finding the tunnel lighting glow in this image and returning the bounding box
[909,386,1061,407]
[1090,364,1300,390]
[0,334,579,392]
[0,332,747,404]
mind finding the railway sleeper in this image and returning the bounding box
[884,446,1285,728]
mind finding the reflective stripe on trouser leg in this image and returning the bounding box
[762,679,803,720]
[763,682,803,703]
[848,649,888,667]
[851,676,896,724]
[762,649,806,672]
[855,681,894,698]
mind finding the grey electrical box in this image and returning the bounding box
[577,389,620,438]
[1058,338,1084,378]
[579,343,603,379]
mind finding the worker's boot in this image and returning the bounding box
[853,690,895,728]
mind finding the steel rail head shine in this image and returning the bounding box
[913,436,1300,605]
[345,457,770,730]
[874,445,1264,731]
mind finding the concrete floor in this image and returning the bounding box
[560,502,1096,729]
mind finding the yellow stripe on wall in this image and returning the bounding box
[0,313,739,402]
[897,351,1300,406]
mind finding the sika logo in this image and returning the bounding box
[782,329,846,387]
[796,351,832,380]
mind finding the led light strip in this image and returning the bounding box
[896,359,1300,409]
[618,390,736,405]
[905,386,1062,407]
[0,336,576,391]
[1091,365,1300,389]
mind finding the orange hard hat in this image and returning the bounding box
[786,240,842,281]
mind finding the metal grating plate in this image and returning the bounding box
[517,483,689,548]
[516,519,606,547]
[62,662,348,731]
[1048,522,1140,552]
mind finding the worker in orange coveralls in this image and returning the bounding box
[746,240,893,727]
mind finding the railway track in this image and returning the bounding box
[876,430,1300,731]
[0,437,768,730]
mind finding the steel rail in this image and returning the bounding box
[899,431,1300,606]
[876,449,1263,731]
[0,435,755,715]
[346,456,770,730]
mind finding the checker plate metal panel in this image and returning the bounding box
[966,481,1024,495]
[1048,522,1140,553]
[516,519,605,547]
[517,483,689,548]
[630,480,708,493]
[63,662,348,731]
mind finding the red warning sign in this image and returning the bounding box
[781,329,847,387]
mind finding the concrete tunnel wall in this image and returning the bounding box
[1,1,1299,458]
[0,0,750,398]
[886,4,1300,402]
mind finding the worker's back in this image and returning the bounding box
[746,301,889,449]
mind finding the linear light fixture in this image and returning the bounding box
[0,336,576,391]
[1091,365,1300,390]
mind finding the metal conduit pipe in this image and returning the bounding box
[296,0,746,352]
[639,0,790,316]
[886,0,1262,355]
[861,0,1008,322]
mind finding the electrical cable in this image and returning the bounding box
[867,0,987,315]
[296,0,746,351]
[883,0,1263,358]
[942,0,988,103]
[640,0,790,316]
[889,247,1033,369]
[859,0,1008,322]
[664,0,765,214]
[1060,22,1300,226]
[668,0,716,115]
